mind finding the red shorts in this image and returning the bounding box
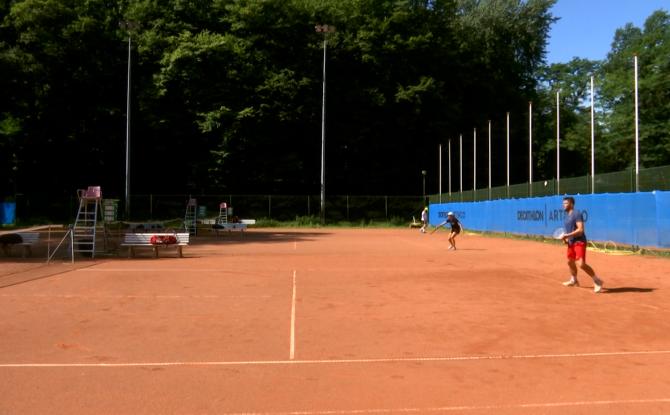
[567,241,587,261]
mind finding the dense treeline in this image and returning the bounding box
[1,0,668,209]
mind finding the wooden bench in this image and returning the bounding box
[409,216,422,228]
[0,232,40,257]
[121,233,189,258]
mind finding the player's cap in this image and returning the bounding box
[447,211,454,216]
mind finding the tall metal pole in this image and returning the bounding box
[315,24,335,224]
[459,134,463,198]
[634,55,640,192]
[528,101,533,197]
[439,144,442,203]
[488,120,491,200]
[320,37,327,223]
[473,128,477,199]
[590,76,595,194]
[506,112,510,198]
[556,91,560,195]
[125,34,132,219]
[422,170,426,205]
[448,139,452,197]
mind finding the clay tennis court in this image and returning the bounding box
[1,228,670,414]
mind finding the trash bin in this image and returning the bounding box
[102,199,119,222]
[1,202,16,225]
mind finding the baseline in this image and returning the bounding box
[2,349,669,368]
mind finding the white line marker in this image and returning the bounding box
[75,269,262,273]
[0,294,271,300]
[219,398,670,414]
[290,270,297,360]
[2,349,670,368]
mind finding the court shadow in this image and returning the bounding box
[602,287,656,294]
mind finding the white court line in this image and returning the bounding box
[75,268,262,272]
[290,270,297,360]
[221,398,670,414]
[0,294,271,300]
[2,349,670,368]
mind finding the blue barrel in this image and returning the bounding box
[1,202,16,225]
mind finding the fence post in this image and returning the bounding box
[268,195,271,218]
[307,196,310,216]
[150,194,153,220]
[385,196,388,219]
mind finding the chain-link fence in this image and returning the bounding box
[13,193,425,224]
[124,194,424,223]
[431,165,670,204]
[11,165,670,224]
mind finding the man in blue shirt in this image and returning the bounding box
[561,196,604,293]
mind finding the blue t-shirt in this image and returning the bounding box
[564,210,587,244]
[447,216,461,231]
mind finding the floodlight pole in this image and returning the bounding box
[422,170,427,205]
[488,120,491,200]
[590,76,595,194]
[438,144,442,203]
[120,20,138,219]
[448,139,452,197]
[315,24,335,224]
[459,134,463,201]
[473,128,477,200]
[528,101,533,197]
[556,90,560,195]
[634,55,640,192]
[506,112,510,198]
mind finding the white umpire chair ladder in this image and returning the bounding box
[73,186,102,258]
[184,198,197,236]
[216,202,228,225]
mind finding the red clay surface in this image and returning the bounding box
[1,228,670,414]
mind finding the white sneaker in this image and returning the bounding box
[594,278,604,293]
[448,246,455,250]
[562,278,579,287]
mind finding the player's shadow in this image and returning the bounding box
[602,287,655,294]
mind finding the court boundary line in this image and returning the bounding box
[0,294,272,300]
[219,398,670,414]
[2,349,669,368]
[290,270,297,360]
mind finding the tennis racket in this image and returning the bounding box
[552,227,566,239]
[430,222,445,234]
[430,221,452,234]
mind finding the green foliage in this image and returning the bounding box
[536,10,670,176]
[5,0,667,209]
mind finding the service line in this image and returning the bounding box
[220,398,670,414]
[290,270,297,360]
[2,350,670,368]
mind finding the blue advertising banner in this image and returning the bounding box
[429,191,669,248]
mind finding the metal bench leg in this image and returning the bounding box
[128,247,134,258]
[178,246,183,258]
[153,246,159,258]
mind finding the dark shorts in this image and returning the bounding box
[450,226,461,235]
[567,241,587,261]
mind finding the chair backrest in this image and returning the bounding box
[77,186,102,199]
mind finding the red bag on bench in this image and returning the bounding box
[150,235,177,245]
